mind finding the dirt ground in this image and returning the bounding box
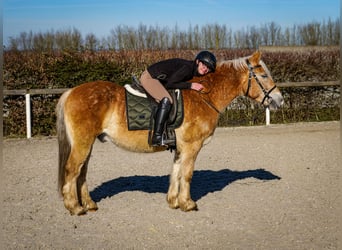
[2,121,340,250]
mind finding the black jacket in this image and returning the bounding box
[147,58,198,89]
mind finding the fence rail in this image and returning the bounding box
[277,81,340,87]
[3,81,340,138]
[3,88,69,95]
[3,81,340,96]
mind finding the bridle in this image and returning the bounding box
[245,59,277,105]
[200,59,278,114]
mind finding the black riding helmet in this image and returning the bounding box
[195,51,217,72]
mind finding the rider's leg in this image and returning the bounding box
[140,70,175,146]
[151,97,172,146]
[140,70,172,103]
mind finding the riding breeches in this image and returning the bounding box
[140,70,173,104]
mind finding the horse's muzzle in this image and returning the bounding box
[267,92,284,110]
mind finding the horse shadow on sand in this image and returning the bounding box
[90,168,281,203]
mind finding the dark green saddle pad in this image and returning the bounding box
[125,90,184,131]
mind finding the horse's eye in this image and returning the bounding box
[261,74,268,78]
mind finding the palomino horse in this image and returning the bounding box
[56,51,283,215]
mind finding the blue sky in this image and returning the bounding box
[3,0,340,44]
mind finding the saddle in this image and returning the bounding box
[124,76,184,148]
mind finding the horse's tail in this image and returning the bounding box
[56,90,72,196]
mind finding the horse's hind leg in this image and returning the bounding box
[63,142,93,215]
[77,147,98,212]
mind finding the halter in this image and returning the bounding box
[245,59,277,105]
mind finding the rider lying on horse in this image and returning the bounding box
[139,50,217,147]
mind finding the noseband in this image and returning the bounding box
[245,59,277,105]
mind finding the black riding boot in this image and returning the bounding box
[151,97,172,146]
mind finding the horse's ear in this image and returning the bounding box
[250,50,262,64]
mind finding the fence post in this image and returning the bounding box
[265,107,270,126]
[25,91,31,138]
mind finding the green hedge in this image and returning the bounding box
[3,48,340,137]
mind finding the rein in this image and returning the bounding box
[201,98,222,114]
[198,79,222,114]
[245,59,277,105]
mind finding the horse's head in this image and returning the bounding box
[244,51,283,110]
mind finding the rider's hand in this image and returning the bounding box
[191,82,204,91]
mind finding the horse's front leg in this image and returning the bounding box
[167,151,181,209]
[167,142,202,211]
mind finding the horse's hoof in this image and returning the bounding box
[85,202,98,212]
[77,210,88,216]
[168,203,180,209]
[167,196,179,209]
[87,205,98,212]
[68,206,87,216]
[179,200,198,212]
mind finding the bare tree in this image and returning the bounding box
[4,18,340,51]
[192,25,201,49]
[269,22,281,45]
[19,32,29,50]
[44,30,55,51]
[248,26,261,49]
[300,22,321,45]
[85,33,98,51]
[137,23,147,50]
[33,32,45,51]
[233,30,244,48]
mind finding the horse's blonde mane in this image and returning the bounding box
[217,56,273,80]
[217,56,249,71]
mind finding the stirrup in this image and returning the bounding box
[151,133,175,147]
[160,136,176,147]
[151,134,163,147]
